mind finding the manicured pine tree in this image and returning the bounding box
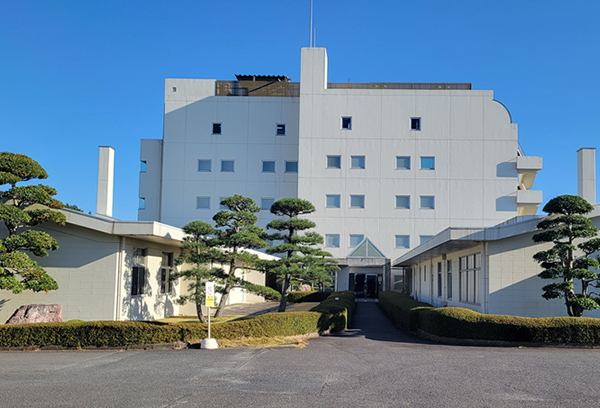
[533,195,600,317]
[0,152,66,293]
[264,198,338,312]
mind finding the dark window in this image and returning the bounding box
[285,161,298,173]
[342,117,352,130]
[212,123,222,134]
[437,262,442,297]
[411,118,421,130]
[160,252,174,294]
[276,124,286,135]
[447,260,453,299]
[131,248,146,296]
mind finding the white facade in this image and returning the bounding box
[138,47,542,286]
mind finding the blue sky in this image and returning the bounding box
[1,0,598,220]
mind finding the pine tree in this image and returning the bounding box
[0,152,66,293]
[264,198,338,312]
[533,195,600,317]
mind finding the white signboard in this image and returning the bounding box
[205,282,215,307]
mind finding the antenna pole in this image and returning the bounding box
[309,0,313,47]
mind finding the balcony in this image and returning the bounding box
[517,156,543,190]
[517,190,543,216]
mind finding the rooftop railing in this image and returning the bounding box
[327,82,471,90]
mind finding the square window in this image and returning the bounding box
[261,198,275,211]
[221,160,234,172]
[285,161,298,173]
[351,155,365,169]
[420,195,435,209]
[326,194,340,208]
[197,159,211,172]
[350,195,365,208]
[276,124,286,135]
[341,116,352,130]
[172,87,177,92]
[196,197,210,209]
[395,235,410,249]
[327,155,341,169]
[212,123,222,134]
[396,156,411,170]
[139,197,145,210]
[395,195,410,209]
[219,197,228,210]
[411,117,421,130]
[325,234,340,248]
[420,156,435,170]
[262,160,276,173]
[349,234,364,247]
[420,235,434,245]
[140,161,147,173]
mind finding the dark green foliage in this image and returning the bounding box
[264,198,338,312]
[242,282,281,301]
[532,194,600,317]
[379,291,600,344]
[310,290,355,333]
[0,153,65,294]
[287,291,331,303]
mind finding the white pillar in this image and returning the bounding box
[96,146,115,217]
[577,148,596,205]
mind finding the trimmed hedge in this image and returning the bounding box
[0,312,322,348]
[310,290,355,333]
[379,291,600,344]
[287,291,331,303]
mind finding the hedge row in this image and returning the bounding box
[0,312,321,348]
[287,291,331,303]
[310,290,356,333]
[379,291,600,344]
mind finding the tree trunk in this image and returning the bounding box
[215,284,232,317]
[195,278,207,323]
[278,274,291,312]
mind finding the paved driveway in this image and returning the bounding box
[1,302,599,407]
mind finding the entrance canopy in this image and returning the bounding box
[347,237,386,258]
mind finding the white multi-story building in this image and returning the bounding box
[138,47,542,295]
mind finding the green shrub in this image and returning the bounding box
[287,291,331,303]
[379,291,600,344]
[310,290,355,333]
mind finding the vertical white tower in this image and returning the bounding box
[96,146,115,217]
[577,148,596,205]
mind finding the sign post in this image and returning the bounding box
[200,282,218,349]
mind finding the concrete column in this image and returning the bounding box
[577,148,596,205]
[96,146,115,217]
[300,47,328,95]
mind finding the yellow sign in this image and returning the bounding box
[206,282,215,307]
[206,295,214,307]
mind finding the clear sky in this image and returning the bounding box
[1,0,599,220]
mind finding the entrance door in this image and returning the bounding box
[355,273,366,298]
[366,274,378,298]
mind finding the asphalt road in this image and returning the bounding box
[1,302,599,408]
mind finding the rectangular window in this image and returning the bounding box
[221,160,234,172]
[139,198,145,210]
[396,156,411,170]
[219,197,228,210]
[395,195,410,209]
[351,156,365,169]
[411,117,421,130]
[341,116,352,130]
[349,234,364,247]
[197,159,211,172]
[395,235,410,249]
[459,254,481,304]
[447,260,453,300]
[327,155,341,169]
[196,196,210,209]
[420,196,435,209]
[160,252,174,294]
[437,262,442,297]
[420,235,433,245]
[212,123,222,134]
[261,198,275,211]
[131,248,146,296]
[420,156,435,170]
[326,194,341,208]
[350,195,365,208]
[325,234,340,248]
[276,124,286,135]
[285,161,298,173]
[140,161,147,173]
[262,160,276,173]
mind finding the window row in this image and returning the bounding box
[326,155,435,170]
[326,194,435,210]
[210,123,287,136]
[324,234,434,249]
[197,159,298,173]
[196,196,275,211]
[131,248,174,296]
[339,116,421,131]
